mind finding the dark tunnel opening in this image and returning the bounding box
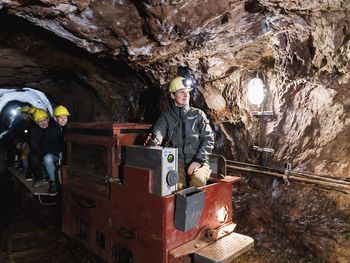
[0,87,53,131]
[0,11,161,124]
[0,101,29,132]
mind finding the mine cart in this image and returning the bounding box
[62,122,254,263]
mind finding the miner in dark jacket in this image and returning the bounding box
[10,106,31,171]
[145,77,214,190]
[28,109,49,187]
[41,105,70,194]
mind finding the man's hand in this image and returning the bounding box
[144,133,152,145]
[187,161,201,175]
[144,133,160,146]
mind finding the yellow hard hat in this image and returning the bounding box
[168,77,193,93]
[28,106,37,114]
[21,106,30,112]
[33,109,48,122]
[53,105,70,117]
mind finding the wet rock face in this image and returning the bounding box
[0,0,349,261]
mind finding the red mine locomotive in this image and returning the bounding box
[61,122,253,263]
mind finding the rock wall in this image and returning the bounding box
[233,176,350,262]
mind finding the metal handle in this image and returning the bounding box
[104,176,120,183]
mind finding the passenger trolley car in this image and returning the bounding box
[61,122,254,263]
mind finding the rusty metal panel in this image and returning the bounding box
[63,123,151,262]
[67,122,151,137]
[61,181,113,261]
[165,183,235,256]
[110,165,238,263]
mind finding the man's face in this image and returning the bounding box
[36,118,49,129]
[171,89,191,107]
[55,116,68,127]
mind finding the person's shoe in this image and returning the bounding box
[16,161,24,171]
[41,177,49,185]
[48,182,57,194]
[33,179,44,188]
[25,174,32,181]
[6,161,15,167]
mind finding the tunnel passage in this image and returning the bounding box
[0,88,54,146]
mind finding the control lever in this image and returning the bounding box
[104,176,119,183]
[147,133,159,147]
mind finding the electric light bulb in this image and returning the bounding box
[247,77,265,105]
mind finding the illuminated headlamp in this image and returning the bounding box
[182,78,193,88]
[10,109,18,116]
[247,77,265,105]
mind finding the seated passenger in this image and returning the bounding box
[24,106,37,180]
[28,109,49,187]
[145,77,214,190]
[28,106,38,119]
[41,105,70,194]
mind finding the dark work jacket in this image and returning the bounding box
[29,124,44,156]
[9,118,31,144]
[41,119,63,157]
[152,103,214,166]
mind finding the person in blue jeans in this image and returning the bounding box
[28,109,49,187]
[41,105,70,194]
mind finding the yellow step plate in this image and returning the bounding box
[194,232,254,263]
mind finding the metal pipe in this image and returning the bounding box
[290,171,350,186]
[226,164,350,191]
[227,160,350,186]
